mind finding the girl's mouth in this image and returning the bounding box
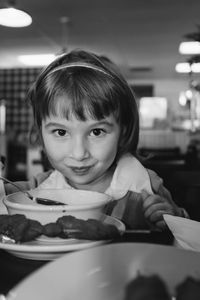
[69,166,93,175]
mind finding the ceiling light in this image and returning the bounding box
[175,62,200,73]
[179,41,200,55]
[0,0,32,27]
[191,62,200,73]
[18,54,56,66]
[185,89,193,99]
[175,62,191,73]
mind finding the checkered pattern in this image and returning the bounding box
[0,68,41,137]
[0,72,154,137]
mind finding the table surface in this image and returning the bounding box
[0,229,174,296]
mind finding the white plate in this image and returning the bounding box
[6,243,200,300]
[0,215,125,260]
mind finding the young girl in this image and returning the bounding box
[4,49,188,229]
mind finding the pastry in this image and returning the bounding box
[176,276,200,300]
[124,274,170,300]
[0,214,120,242]
[0,214,43,243]
[56,215,120,240]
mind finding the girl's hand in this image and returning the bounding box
[141,190,181,230]
[141,170,184,230]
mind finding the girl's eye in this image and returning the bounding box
[53,129,67,137]
[90,128,106,137]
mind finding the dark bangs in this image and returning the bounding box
[36,68,124,124]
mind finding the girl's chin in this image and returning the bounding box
[67,175,102,189]
[66,176,93,187]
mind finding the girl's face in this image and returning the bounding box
[41,107,121,192]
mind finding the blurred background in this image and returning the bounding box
[1,0,200,218]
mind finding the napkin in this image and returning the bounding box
[164,214,200,251]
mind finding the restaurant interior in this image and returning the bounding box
[1,0,200,298]
[1,0,200,219]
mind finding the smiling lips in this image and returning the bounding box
[69,165,93,175]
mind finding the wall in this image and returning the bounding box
[129,77,190,122]
[0,68,41,139]
[0,68,41,179]
[129,76,196,152]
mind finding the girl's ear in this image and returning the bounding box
[29,124,39,146]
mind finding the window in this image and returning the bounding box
[139,97,168,128]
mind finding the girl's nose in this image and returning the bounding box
[70,137,89,160]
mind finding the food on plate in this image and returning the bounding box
[43,222,63,237]
[176,276,200,300]
[0,214,120,243]
[124,274,170,300]
[0,214,43,243]
[124,274,200,300]
[22,219,44,242]
[57,215,120,240]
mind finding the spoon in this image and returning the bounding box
[0,176,65,206]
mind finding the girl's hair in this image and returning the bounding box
[27,49,139,159]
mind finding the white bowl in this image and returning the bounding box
[7,243,200,300]
[3,189,112,225]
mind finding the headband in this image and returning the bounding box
[47,62,113,78]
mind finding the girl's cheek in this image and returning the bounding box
[44,141,65,160]
[47,150,66,163]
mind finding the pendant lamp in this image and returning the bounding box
[0,0,32,27]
